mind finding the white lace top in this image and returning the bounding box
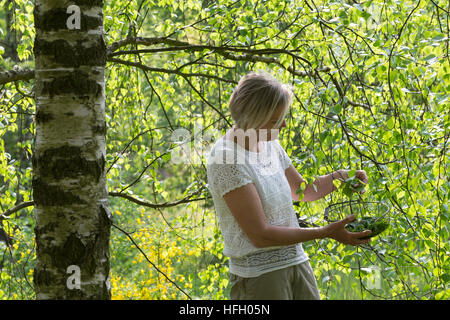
[206,135,309,278]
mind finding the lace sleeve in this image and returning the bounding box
[207,163,253,198]
[274,140,292,170]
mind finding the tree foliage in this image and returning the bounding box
[0,0,448,299]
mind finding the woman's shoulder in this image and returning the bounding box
[208,135,234,155]
[207,136,237,166]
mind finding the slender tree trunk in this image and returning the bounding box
[32,0,111,299]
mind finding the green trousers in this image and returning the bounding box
[229,260,321,300]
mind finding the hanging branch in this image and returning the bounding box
[108,187,208,209]
[336,115,398,166]
[0,201,34,220]
[2,34,369,116]
[0,69,34,85]
[0,188,208,221]
[387,1,422,113]
[106,126,170,175]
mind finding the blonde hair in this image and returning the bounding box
[228,71,293,130]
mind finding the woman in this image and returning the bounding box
[206,71,370,300]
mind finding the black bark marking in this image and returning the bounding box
[33,38,106,68]
[60,233,96,276]
[35,110,54,124]
[34,268,53,287]
[96,203,112,299]
[97,203,112,270]
[35,222,59,235]
[32,178,87,206]
[74,0,103,6]
[33,146,105,182]
[92,120,107,135]
[34,7,103,32]
[40,69,102,98]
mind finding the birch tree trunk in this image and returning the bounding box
[32,0,111,299]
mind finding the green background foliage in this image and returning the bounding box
[0,0,448,299]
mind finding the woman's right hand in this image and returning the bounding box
[323,214,371,246]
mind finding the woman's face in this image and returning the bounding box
[257,106,287,141]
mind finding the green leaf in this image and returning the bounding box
[162,153,171,162]
[348,169,356,178]
[424,54,436,62]
[387,117,395,129]
[296,181,306,194]
[330,104,342,115]
[343,183,353,198]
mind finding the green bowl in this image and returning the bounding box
[344,216,389,239]
[324,201,390,239]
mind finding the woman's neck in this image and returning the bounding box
[227,125,264,153]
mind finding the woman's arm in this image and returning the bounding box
[223,182,371,248]
[285,165,367,202]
